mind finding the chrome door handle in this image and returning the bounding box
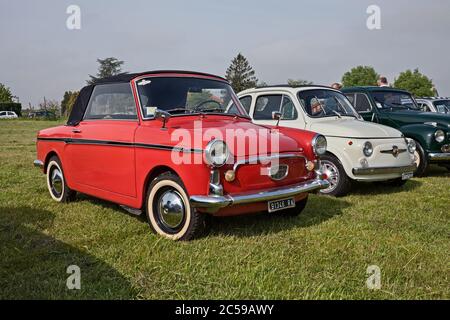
[72,129,81,133]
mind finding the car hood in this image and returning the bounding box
[169,116,302,156]
[383,109,450,127]
[308,117,402,138]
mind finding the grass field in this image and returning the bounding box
[0,120,449,300]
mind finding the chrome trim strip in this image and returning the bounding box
[190,179,330,213]
[33,160,44,168]
[232,154,306,172]
[352,165,417,176]
[36,137,203,154]
[428,153,450,161]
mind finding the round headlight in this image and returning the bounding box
[363,141,373,157]
[205,140,230,167]
[435,130,445,143]
[312,135,327,156]
[407,139,417,154]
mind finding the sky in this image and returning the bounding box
[1,0,449,107]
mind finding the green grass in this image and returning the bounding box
[0,119,449,300]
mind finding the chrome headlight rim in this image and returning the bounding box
[434,130,445,143]
[407,139,417,154]
[363,141,374,157]
[312,134,327,156]
[204,139,230,167]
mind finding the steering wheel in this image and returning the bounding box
[192,100,223,112]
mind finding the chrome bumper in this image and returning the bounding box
[190,179,330,213]
[34,160,44,168]
[429,153,450,161]
[352,164,416,176]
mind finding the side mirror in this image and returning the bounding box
[155,109,171,129]
[272,111,282,127]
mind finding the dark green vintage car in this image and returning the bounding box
[342,87,450,176]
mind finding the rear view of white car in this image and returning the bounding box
[0,111,18,119]
[237,85,417,197]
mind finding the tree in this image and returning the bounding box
[287,79,313,86]
[342,66,379,87]
[61,91,79,117]
[225,53,258,93]
[393,69,434,97]
[87,57,125,84]
[0,83,14,103]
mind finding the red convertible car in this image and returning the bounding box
[34,71,329,240]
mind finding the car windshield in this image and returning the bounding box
[297,89,359,118]
[136,77,247,118]
[371,91,420,110]
[433,100,450,114]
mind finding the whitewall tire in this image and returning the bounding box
[46,156,76,202]
[145,172,205,241]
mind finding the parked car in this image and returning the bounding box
[237,85,417,197]
[342,87,450,175]
[0,111,18,119]
[34,71,330,240]
[28,110,57,120]
[416,97,450,114]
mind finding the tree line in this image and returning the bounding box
[0,54,441,118]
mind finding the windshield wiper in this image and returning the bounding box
[165,108,196,114]
[331,110,342,118]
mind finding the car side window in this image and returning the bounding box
[281,95,298,120]
[239,96,252,114]
[0,111,6,116]
[253,95,283,120]
[354,93,372,112]
[345,93,355,106]
[84,83,137,120]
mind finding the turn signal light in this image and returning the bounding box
[224,170,236,182]
[306,161,315,172]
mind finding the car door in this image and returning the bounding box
[66,82,139,198]
[249,93,303,128]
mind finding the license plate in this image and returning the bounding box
[402,172,414,180]
[268,198,295,213]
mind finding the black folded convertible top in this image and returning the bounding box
[67,70,227,126]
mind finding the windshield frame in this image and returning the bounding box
[132,75,250,121]
[296,88,360,119]
[371,90,421,111]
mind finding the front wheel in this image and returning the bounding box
[145,172,205,241]
[319,154,352,197]
[412,140,428,177]
[46,156,76,202]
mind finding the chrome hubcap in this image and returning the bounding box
[157,189,185,230]
[50,167,63,197]
[320,160,339,193]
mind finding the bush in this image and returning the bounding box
[0,103,22,117]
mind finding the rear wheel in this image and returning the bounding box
[145,172,205,241]
[319,154,352,197]
[46,156,76,202]
[276,196,308,217]
[413,140,428,177]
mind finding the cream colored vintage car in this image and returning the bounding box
[237,85,417,196]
